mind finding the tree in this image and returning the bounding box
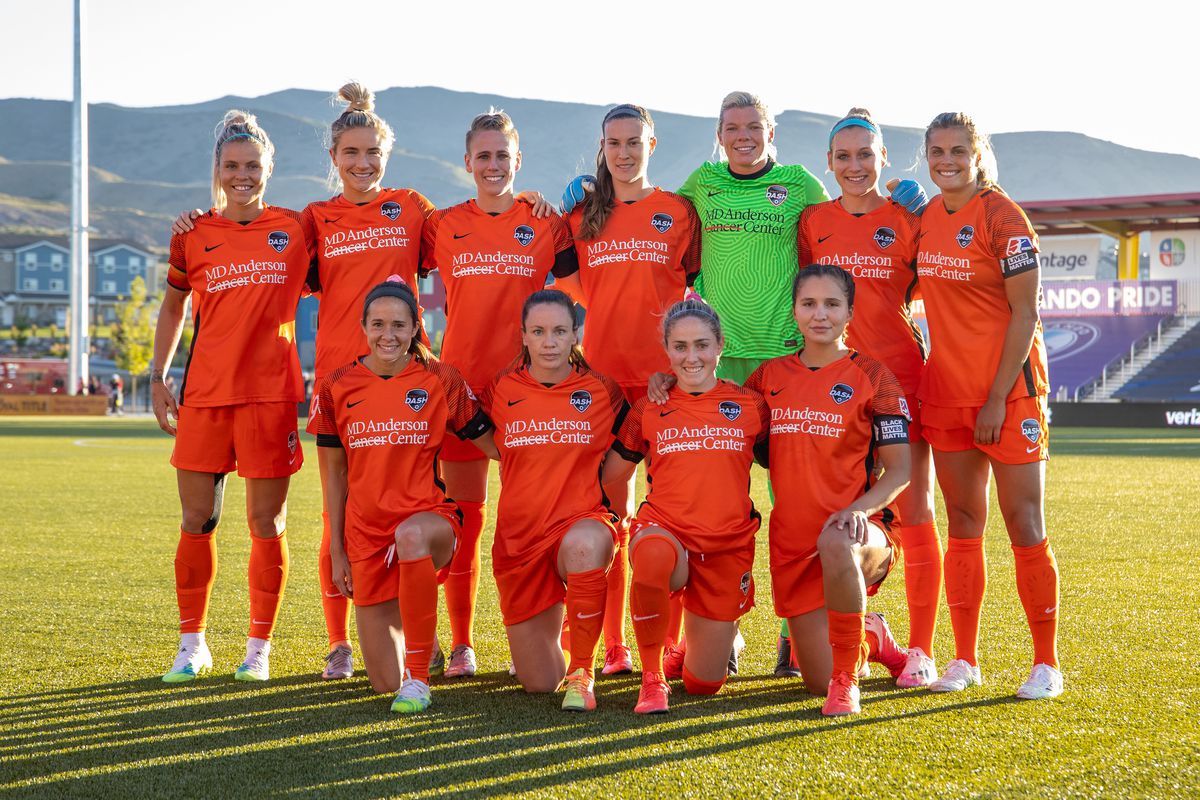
[111,277,155,411]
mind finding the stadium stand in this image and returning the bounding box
[1113,318,1200,401]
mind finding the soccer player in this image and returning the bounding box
[745,264,912,716]
[478,289,627,711]
[315,278,496,713]
[420,110,577,678]
[557,104,701,676]
[152,111,311,684]
[916,112,1061,700]
[603,299,768,714]
[796,108,942,687]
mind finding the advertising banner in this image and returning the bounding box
[1040,280,1177,316]
[1147,230,1200,281]
[1039,235,1101,280]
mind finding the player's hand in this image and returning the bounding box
[330,547,353,598]
[516,190,555,219]
[560,175,595,214]
[151,380,178,437]
[886,179,929,215]
[974,396,1006,445]
[824,508,870,545]
[647,372,676,405]
[170,209,204,236]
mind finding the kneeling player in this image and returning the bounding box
[603,300,768,714]
[315,278,495,714]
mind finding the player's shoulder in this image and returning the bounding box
[323,360,362,391]
[578,365,623,397]
[979,187,1035,228]
[266,205,305,226]
[773,161,823,186]
[848,351,899,389]
[721,379,766,402]
[800,198,838,226]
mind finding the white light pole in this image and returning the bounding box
[68,0,89,395]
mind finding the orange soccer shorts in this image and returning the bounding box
[439,432,486,463]
[172,402,302,478]
[347,506,461,607]
[921,395,1049,465]
[630,520,755,622]
[770,520,897,619]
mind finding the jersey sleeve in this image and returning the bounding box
[166,234,189,292]
[431,360,492,440]
[595,370,631,436]
[412,190,437,220]
[677,166,703,202]
[299,204,321,293]
[419,207,448,278]
[550,215,579,279]
[796,204,817,266]
[860,357,909,446]
[678,195,702,282]
[801,169,832,206]
[743,362,768,395]
[315,375,342,448]
[611,396,649,463]
[984,192,1040,279]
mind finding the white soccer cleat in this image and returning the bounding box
[929,658,981,693]
[896,647,938,688]
[235,639,271,682]
[1016,663,1063,700]
[162,639,213,684]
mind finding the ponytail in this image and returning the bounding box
[211,110,274,211]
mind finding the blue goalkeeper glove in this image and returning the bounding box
[560,175,596,214]
[888,179,929,215]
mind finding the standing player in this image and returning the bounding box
[420,110,577,678]
[479,289,627,711]
[796,108,942,687]
[745,265,912,716]
[916,112,1061,699]
[603,300,768,714]
[152,111,310,684]
[557,104,701,676]
[316,278,496,713]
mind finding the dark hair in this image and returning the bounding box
[793,263,856,309]
[360,278,433,363]
[520,289,588,369]
[579,104,654,241]
[662,297,723,344]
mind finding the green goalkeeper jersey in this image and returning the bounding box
[679,160,829,359]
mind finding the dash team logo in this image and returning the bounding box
[267,231,290,253]
[651,212,674,234]
[287,431,298,454]
[380,201,402,221]
[955,226,975,249]
[718,400,742,421]
[405,388,428,413]
[739,571,752,595]
[1159,237,1186,267]
[829,383,854,405]
[569,390,592,413]
[1020,418,1040,444]
[873,226,896,249]
[766,185,789,206]
[513,225,535,247]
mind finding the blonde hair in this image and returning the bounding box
[326,82,395,189]
[715,91,777,161]
[211,110,274,211]
[662,297,724,345]
[924,111,1000,190]
[579,104,654,241]
[466,107,519,153]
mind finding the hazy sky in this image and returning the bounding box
[5,1,1196,158]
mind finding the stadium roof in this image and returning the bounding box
[1022,192,1200,236]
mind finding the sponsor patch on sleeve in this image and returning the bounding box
[1000,249,1039,277]
[1006,235,1035,256]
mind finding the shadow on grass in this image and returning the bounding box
[0,670,1020,798]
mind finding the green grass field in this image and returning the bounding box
[1,418,1198,798]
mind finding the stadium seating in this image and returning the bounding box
[1044,316,1167,398]
[1113,320,1200,401]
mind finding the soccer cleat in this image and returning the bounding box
[444,645,477,679]
[162,640,212,684]
[634,671,671,714]
[602,643,633,675]
[727,630,746,676]
[1016,663,1064,700]
[822,671,861,716]
[235,640,271,682]
[391,671,432,714]
[322,645,354,680]
[428,644,445,677]
[663,642,686,681]
[774,636,801,678]
[929,658,982,693]
[864,612,908,678]
[561,668,597,712]
[896,647,938,689]
[857,661,872,680]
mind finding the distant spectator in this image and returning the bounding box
[109,374,124,416]
[88,375,102,396]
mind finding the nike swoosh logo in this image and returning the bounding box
[707,190,723,198]
[453,233,472,239]
[1026,444,1041,453]
[1044,606,1057,614]
[180,618,195,624]
[252,619,272,625]
[576,610,603,619]
[658,409,677,417]
[817,234,833,244]
[507,398,526,406]
[323,216,343,224]
[204,244,223,253]
[323,591,343,598]
[348,399,365,408]
[769,389,783,396]
[632,613,659,622]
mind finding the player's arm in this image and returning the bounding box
[824,436,911,545]
[977,252,1041,445]
[471,429,500,461]
[602,402,645,483]
[317,443,353,598]
[601,448,638,485]
[151,254,190,436]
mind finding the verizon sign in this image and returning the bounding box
[1040,280,1176,316]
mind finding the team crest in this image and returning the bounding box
[405,388,428,413]
[569,390,592,413]
[380,201,402,221]
[513,225,535,247]
[739,571,752,595]
[718,400,742,421]
[829,383,854,404]
[1007,235,1035,256]
[873,226,896,249]
[766,185,789,206]
[651,212,674,234]
[267,231,290,253]
[1021,418,1040,444]
[287,431,298,454]
[898,396,911,421]
[956,225,975,248]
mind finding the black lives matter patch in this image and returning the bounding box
[1001,236,1039,277]
[380,201,402,221]
[570,390,592,413]
[718,401,741,421]
[873,415,909,445]
[268,231,290,252]
[405,388,428,412]
[651,213,673,233]
[513,225,535,247]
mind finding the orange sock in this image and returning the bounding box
[945,536,986,666]
[682,665,725,695]
[565,568,608,677]
[318,512,350,647]
[603,524,630,649]
[175,529,217,634]
[248,532,289,640]
[666,595,684,647]
[397,555,438,682]
[629,536,675,674]
[897,520,943,654]
[445,500,484,649]
[560,613,571,654]
[1013,539,1059,669]
[827,609,866,681]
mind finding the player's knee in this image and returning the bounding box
[945,503,986,535]
[682,665,725,695]
[816,526,854,564]
[248,514,283,539]
[393,523,428,559]
[520,672,563,694]
[368,674,399,694]
[561,528,613,571]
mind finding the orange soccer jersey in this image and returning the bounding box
[167,207,312,407]
[613,381,768,555]
[916,190,1048,406]
[303,188,435,379]
[797,199,926,394]
[480,364,627,569]
[564,189,701,391]
[422,200,575,391]
[314,357,491,561]
[746,351,909,562]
